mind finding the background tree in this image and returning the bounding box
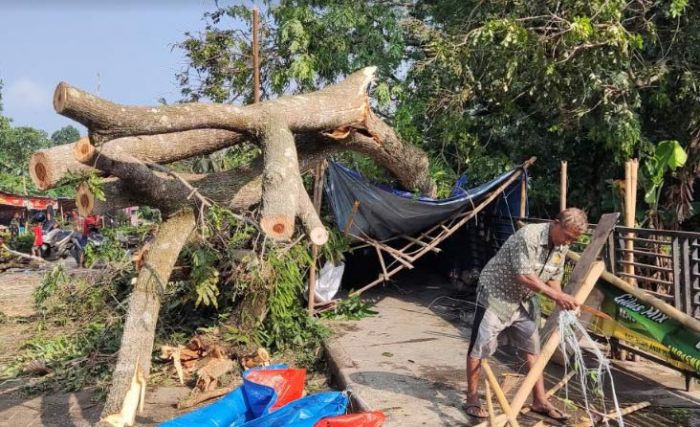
[177,0,699,228]
[0,81,72,196]
[50,125,81,145]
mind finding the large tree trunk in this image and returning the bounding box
[30,130,244,190]
[32,66,439,424]
[54,67,376,142]
[259,111,299,241]
[99,208,195,423]
[77,128,433,217]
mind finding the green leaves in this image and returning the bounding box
[642,140,687,208]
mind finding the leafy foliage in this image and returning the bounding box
[50,125,81,145]
[177,0,700,228]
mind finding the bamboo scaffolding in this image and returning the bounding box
[348,158,536,296]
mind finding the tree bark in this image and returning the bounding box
[30,129,243,190]
[297,181,328,246]
[78,127,433,216]
[100,208,196,420]
[54,67,376,142]
[259,111,299,241]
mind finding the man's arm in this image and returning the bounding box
[547,280,562,293]
[515,274,578,310]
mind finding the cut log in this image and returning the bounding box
[54,67,376,141]
[30,130,244,190]
[99,209,196,421]
[297,183,328,246]
[259,111,298,241]
[76,182,95,217]
[29,137,90,190]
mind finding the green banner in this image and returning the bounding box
[598,282,700,373]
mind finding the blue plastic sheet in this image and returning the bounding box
[240,392,348,427]
[159,364,304,427]
[325,162,526,240]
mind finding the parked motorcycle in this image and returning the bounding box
[40,228,83,264]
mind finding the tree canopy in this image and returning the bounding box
[176,0,699,228]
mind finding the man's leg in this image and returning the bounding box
[526,351,569,419]
[466,356,481,403]
[525,352,547,407]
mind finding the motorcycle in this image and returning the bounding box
[40,228,83,264]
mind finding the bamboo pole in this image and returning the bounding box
[485,380,497,426]
[252,7,261,104]
[624,160,636,286]
[307,161,326,315]
[567,251,700,334]
[481,360,520,427]
[560,161,567,212]
[520,173,527,219]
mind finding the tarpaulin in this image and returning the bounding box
[240,392,348,427]
[325,162,525,240]
[159,365,305,427]
[314,411,386,427]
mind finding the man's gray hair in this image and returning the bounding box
[557,208,588,233]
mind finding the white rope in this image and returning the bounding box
[558,310,624,426]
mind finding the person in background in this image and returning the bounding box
[9,212,20,240]
[31,215,44,258]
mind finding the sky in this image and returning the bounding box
[0,0,246,135]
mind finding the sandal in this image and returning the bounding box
[530,404,570,421]
[462,402,489,419]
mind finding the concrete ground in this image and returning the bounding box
[324,269,700,426]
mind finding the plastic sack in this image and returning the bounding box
[307,261,345,303]
[244,367,306,417]
[240,391,348,427]
[314,411,386,427]
[158,365,305,427]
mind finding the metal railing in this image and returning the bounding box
[612,226,700,319]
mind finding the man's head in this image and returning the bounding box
[550,208,588,246]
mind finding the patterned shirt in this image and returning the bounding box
[477,223,568,322]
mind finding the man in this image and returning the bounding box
[464,208,587,421]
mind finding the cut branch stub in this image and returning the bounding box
[76,182,95,217]
[259,111,299,241]
[29,137,92,190]
[297,184,328,245]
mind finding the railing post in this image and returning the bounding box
[672,237,683,313]
[682,238,693,318]
[607,231,617,275]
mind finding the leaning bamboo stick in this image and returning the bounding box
[567,251,700,334]
[481,360,520,427]
[485,380,497,426]
[560,161,567,212]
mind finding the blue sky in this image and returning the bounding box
[0,0,247,135]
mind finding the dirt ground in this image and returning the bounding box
[0,265,190,427]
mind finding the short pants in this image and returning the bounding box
[467,304,540,358]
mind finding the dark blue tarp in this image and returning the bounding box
[325,162,527,240]
[159,364,347,427]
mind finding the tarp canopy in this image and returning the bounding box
[325,162,527,241]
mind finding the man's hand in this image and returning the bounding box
[553,292,578,311]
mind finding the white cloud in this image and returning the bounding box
[5,78,50,111]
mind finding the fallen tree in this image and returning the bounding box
[29,67,435,422]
